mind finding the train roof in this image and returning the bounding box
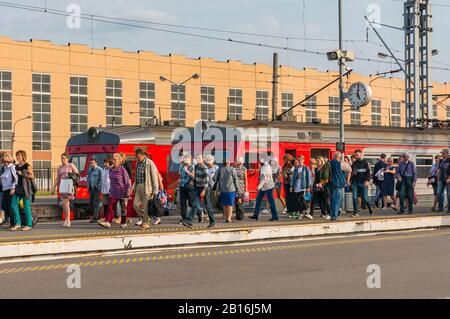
[67,121,450,148]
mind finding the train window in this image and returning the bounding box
[245,152,259,170]
[91,154,113,169]
[390,155,401,165]
[311,149,330,160]
[69,154,87,173]
[364,156,379,168]
[285,149,296,159]
[416,155,433,179]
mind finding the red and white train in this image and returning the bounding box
[64,120,449,216]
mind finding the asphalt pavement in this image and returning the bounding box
[0,228,449,298]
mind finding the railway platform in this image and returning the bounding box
[1,208,449,262]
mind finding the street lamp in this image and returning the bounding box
[12,115,32,153]
[159,74,200,124]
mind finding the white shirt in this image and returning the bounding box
[258,162,275,191]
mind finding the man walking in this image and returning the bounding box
[373,154,388,207]
[183,154,212,228]
[133,149,160,230]
[397,153,417,215]
[350,150,373,217]
[88,159,103,223]
[437,149,450,212]
[329,152,351,221]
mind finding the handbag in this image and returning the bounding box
[59,178,74,195]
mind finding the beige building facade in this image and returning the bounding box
[0,35,449,168]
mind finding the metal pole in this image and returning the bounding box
[272,52,279,121]
[338,0,344,144]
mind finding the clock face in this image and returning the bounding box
[347,82,372,108]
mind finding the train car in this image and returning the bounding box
[65,120,450,217]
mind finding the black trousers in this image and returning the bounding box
[2,190,14,226]
[294,191,307,214]
[235,198,244,220]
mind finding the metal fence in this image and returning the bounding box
[33,167,59,192]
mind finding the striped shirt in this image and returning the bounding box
[194,164,209,191]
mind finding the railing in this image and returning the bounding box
[33,167,59,192]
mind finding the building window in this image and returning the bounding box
[305,94,317,123]
[256,90,269,120]
[329,96,340,124]
[391,101,401,127]
[371,99,382,126]
[201,86,215,121]
[139,81,155,126]
[0,71,12,150]
[281,92,294,121]
[228,89,243,120]
[32,73,51,150]
[70,76,88,136]
[432,105,438,119]
[350,107,361,125]
[171,84,186,123]
[106,79,122,127]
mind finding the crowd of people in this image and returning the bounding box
[1,147,450,232]
[0,150,36,231]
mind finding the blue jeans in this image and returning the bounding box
[437,181,450,212]
[330,187,343,220]
[254,188,278,220]
[352,182,371,213]
[187,187,206,222]
[374,184,384,206]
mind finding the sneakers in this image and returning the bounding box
[198,213,204,224]
[182,219,193,228]
[98,221,111,228]
[324,215,331,220]
[282,208,287,215]
[151,217,161,226]
[120,223,128,228]
[261,209,270,215]
[10,225,21,231]
[135,219,143,226]
[63,221,71,228]
[112,217,121,225]
[304,214,314,220]
[22,226,32,231]
[178,219,184,225]
[351,213,360,217]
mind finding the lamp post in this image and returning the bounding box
[159,74,200,124]
[12,115,32,154]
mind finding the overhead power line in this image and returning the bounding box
[0,1,448,72]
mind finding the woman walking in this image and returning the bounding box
[282,154,295,215]
[178,154,195,224]
[98,153,131,228]
[290,155,312,219]
[53,153,79,228]
[233,156,248,221]
[11,151,35,231]
[428,155,440,212]
[99,157,113,222]
[1,153,18,229]
[309,158,317,216]
[216,157,239,223]
[314,156,331,220]
[381,157,397,210]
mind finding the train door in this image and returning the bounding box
[310,148,331,160]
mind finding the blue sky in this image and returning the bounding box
[1,0,449,82]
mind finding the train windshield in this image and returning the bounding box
[69,154,88,173]
[91,153,114,169]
